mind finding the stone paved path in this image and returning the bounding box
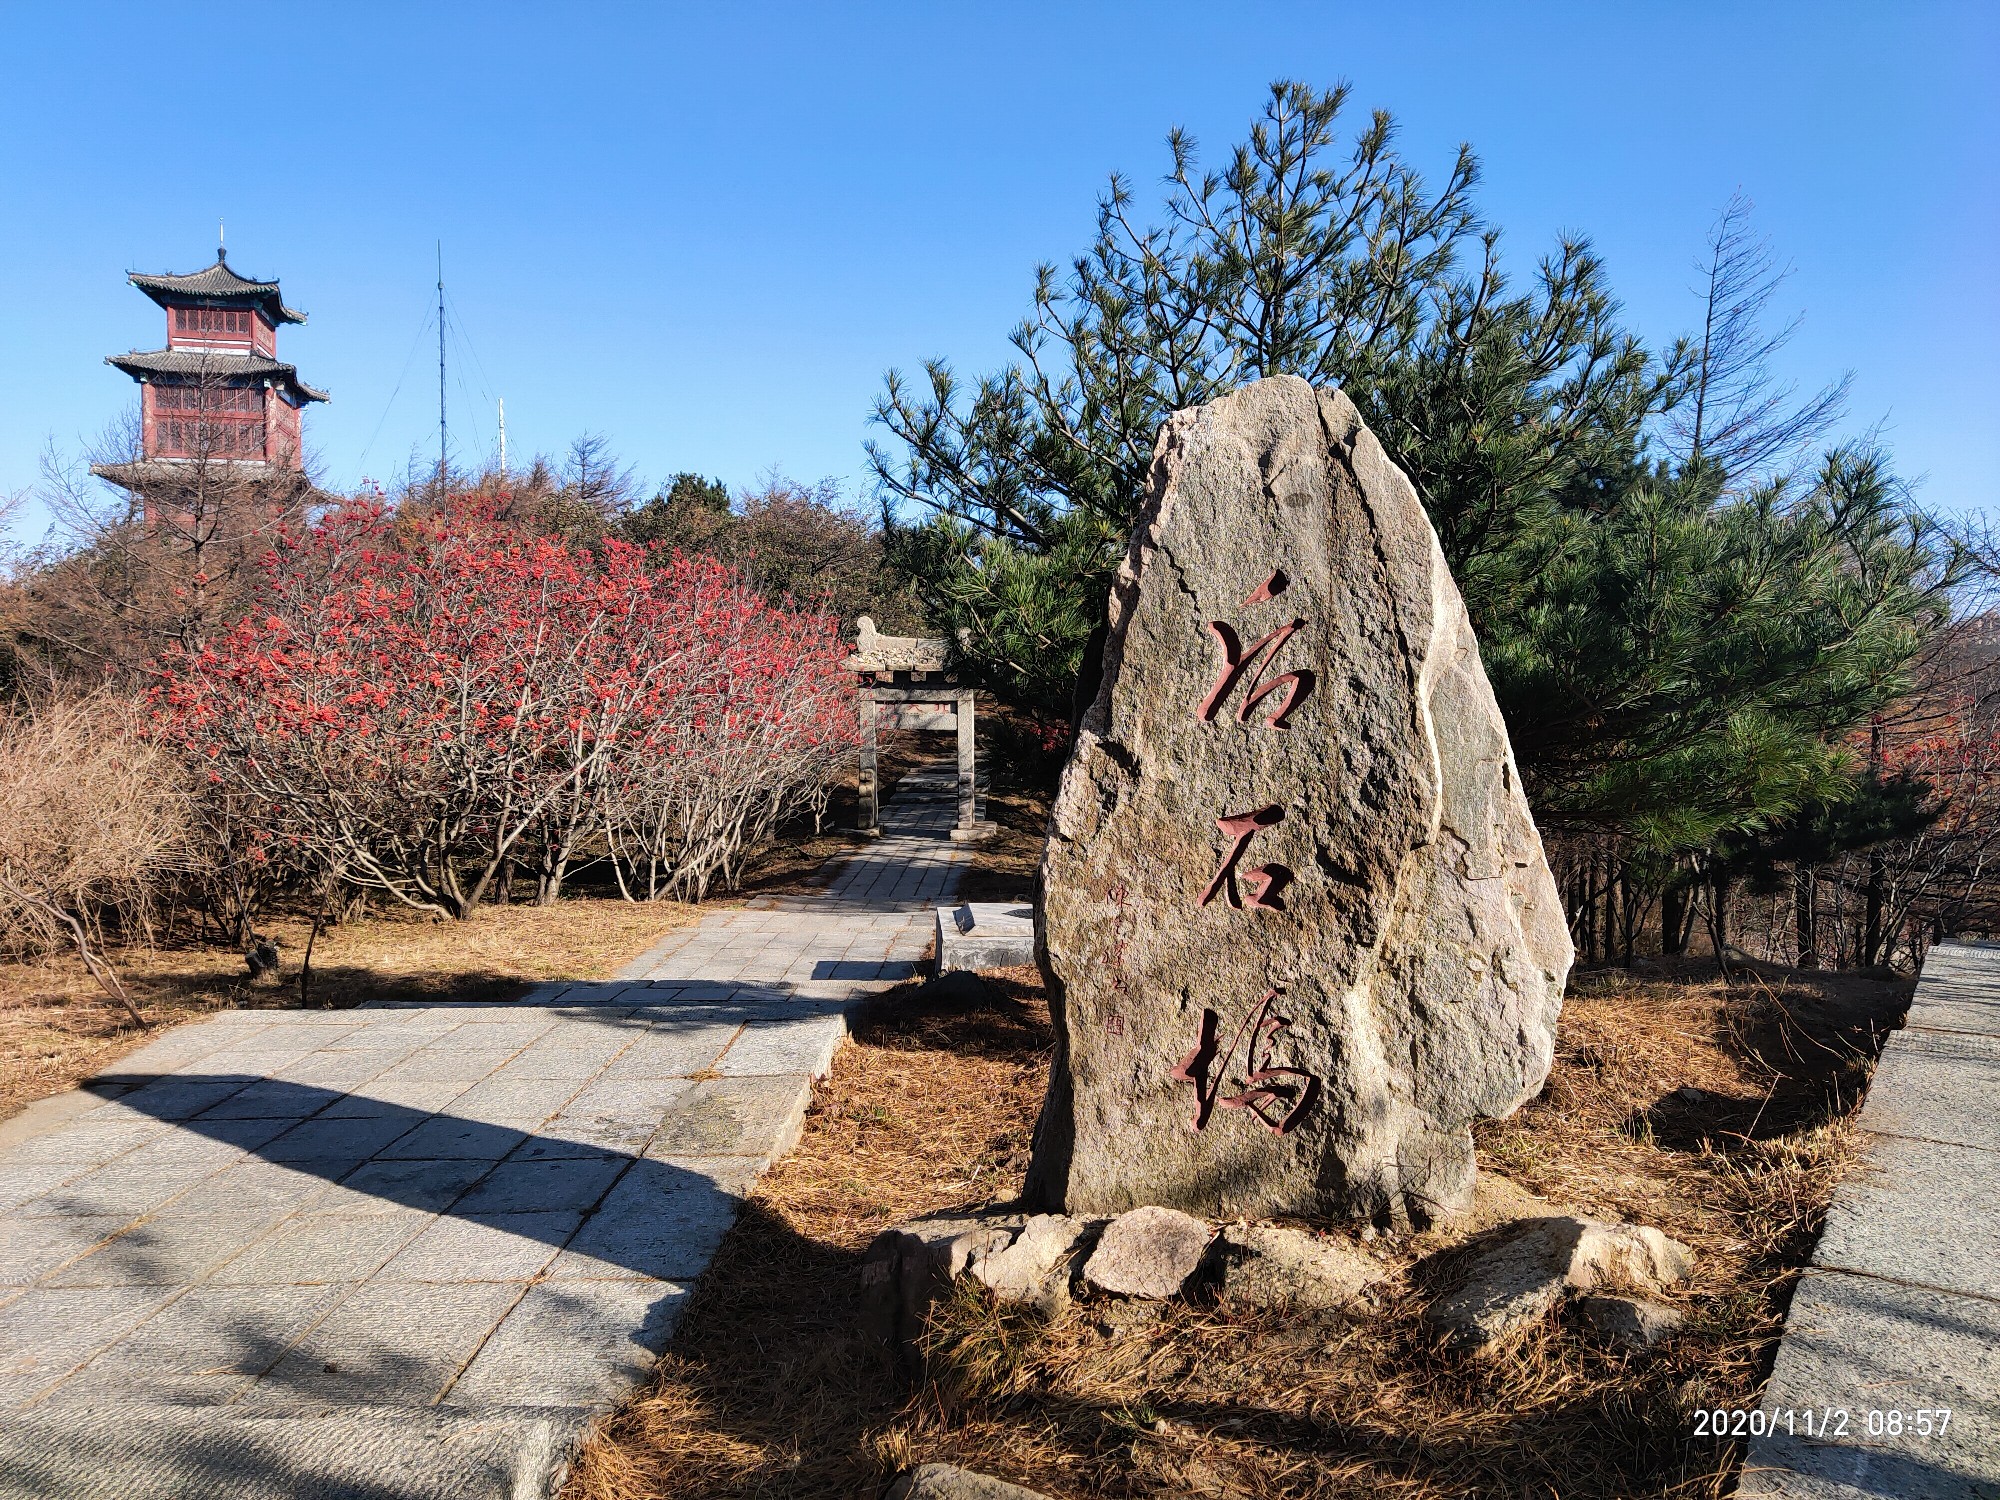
[0,765,967,1499]
[1741,940,2000,1499]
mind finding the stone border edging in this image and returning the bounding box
[1738,940,2000,1499]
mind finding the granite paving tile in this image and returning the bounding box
[0,1215,133,1286]
[0,1286,179,1396]
[238,1281,527,1412]
[207,1212,431,1286]
[44,1212,291,1287]
[375,1212,580,1283]
[444,1279,685,1410]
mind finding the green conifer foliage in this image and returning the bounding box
[871,81,1951,860]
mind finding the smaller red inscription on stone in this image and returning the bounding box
[1169,988,1319,1134]
[1198,805,1291,911]
[1107,881,1136,994]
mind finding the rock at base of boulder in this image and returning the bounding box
[888,1463,1054,1500]
[861,1210,1024,1364]
[861,1210,1102,1371]
[1424,1215,1694,1349]
[1576,1293,1684,1349]
[968,1214,1093,1315]
[1430,1174,1571,1241]
[1082,1205,1215,1299]
[1572,1221,1692,1290]
[1212,1223,1384,1312]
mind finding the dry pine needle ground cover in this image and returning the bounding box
[567,959,1906,1500]
[0,898,700,1120]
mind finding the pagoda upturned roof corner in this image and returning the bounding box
[126,253,307,326]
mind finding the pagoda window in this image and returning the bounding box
[158,418,267,458]
[172,307,254,336]
[154,385,264,414]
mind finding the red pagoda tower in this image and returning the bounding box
[94,248,327,481]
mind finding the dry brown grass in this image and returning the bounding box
[0,896,701,1121]
[0,693,189,1021]
[565,960,1906,1500]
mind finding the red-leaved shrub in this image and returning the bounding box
[152,500,854,916]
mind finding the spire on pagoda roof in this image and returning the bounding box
[127,251,308,325]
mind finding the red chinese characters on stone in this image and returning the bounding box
[1174,561,1322,1133]
[1197,805,1291,910]
[1196,570,1315,730]
[1169,988,1319,1134]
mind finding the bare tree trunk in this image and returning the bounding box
[1703,872,1735,984]
[299,906,326,1007]
[1601,848,1619,966]
[1661,877,1689,957]
[1795,864,1820,968]
[1584,864,1600,968]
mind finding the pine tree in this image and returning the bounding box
[873,80,1685,724]
[1484,448,1949,845]
[871,80,1950,871]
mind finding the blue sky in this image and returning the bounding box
[1,1,1993,540]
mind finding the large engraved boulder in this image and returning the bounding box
[1024,376,1572,1227]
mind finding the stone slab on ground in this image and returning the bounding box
[1422,1215,1691,1350]
[1900,941,2000,1037]
[1853,1026,2000,1155]
[1809,1132,2000,1301]
[1080,1205,1213,1299]
[1211,1223,1383,1312]
[934,902,1036,973]
[0,765,966,1499]
[1741,940,2000,1499]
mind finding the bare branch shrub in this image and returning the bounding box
[0,695,187,1021]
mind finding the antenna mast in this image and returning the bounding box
[497,398,507,476]
[437,243,447,481]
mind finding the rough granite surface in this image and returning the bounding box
[1424,1215,1693,1349]
[1079,1205,1214,1299]
[1211,1222,1383,1312]
[1026,376,1573,1225]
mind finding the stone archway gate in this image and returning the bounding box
[845,617,995,842]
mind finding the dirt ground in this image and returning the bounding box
[565,954,1908,1500]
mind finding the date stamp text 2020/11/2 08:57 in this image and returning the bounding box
[1694,1408,1954,1440]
